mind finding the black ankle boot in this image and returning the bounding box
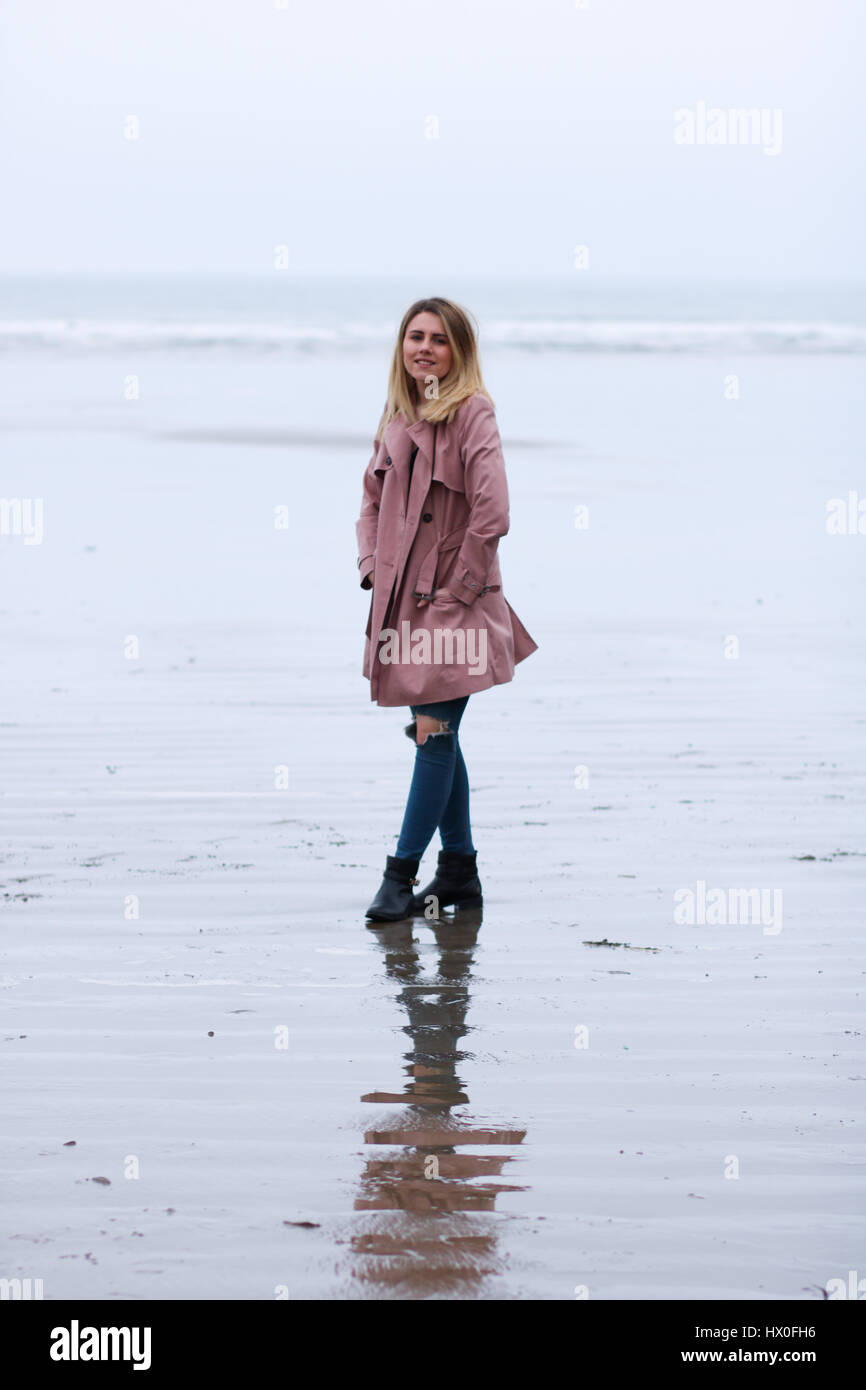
[410,850,483,916]
[365,855,420,923]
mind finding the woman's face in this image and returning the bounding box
[402,312,453,395]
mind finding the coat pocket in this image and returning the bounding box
[413,525,467,599]
[431,591,463,611]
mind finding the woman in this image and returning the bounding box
[356,297,537,923]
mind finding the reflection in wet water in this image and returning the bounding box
[349,915,528,1295]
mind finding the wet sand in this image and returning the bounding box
[2,351,864,1299]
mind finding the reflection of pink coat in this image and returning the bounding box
[356,392,538,707]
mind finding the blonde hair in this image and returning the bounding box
[376,297,494,439]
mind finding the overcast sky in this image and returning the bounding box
[0,0,862,279]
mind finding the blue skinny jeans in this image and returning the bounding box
[395,696,475,861]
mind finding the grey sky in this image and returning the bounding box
[0,0,862,278]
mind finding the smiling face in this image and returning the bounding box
[402,311,453,396]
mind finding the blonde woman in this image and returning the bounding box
[356,297,537,923]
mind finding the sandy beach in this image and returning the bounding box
[2,326,864,1299]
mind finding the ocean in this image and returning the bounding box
[2,273,865,354]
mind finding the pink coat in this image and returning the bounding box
[356,392,537,707]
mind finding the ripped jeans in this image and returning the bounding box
[395,696,474,861]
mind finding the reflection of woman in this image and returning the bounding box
[356,298,537,923]
[350,919,527,1292]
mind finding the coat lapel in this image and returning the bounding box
[381,414,437,603]
[383,415,435,488]
[405,417,435,514]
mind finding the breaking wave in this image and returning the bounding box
[1,317,863,354]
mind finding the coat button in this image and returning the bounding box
[422,512,433,522]
[385,456,392,465]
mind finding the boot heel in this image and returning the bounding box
[453,893,483,911]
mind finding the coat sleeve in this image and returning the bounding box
[450,396,510,605]
[356,433,384,588]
